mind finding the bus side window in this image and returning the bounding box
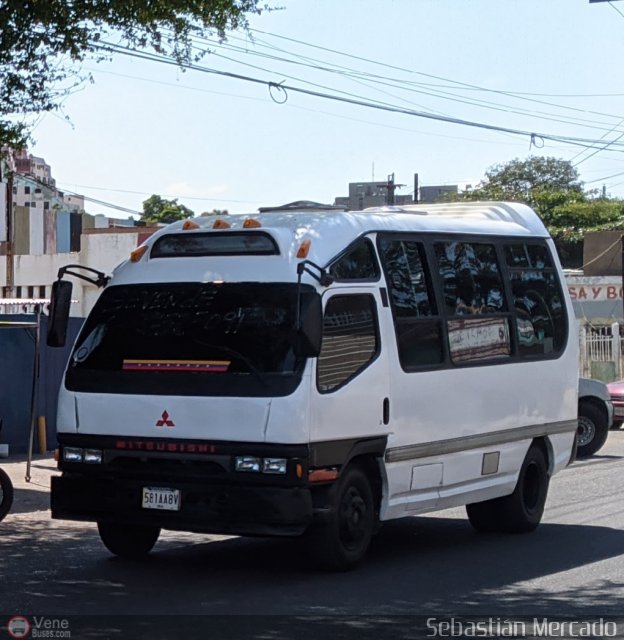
[378,237,444,369]
[434,241,512,365]
[505,243,566,357]
[317,295,379,393]
[328,238,379,281]
[434,241,508,316]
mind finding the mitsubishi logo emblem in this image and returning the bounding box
[156,410,175,427]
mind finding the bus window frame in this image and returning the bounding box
[374,231,569,373]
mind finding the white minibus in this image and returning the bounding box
[47,200,578,570]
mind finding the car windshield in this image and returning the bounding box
[66,282,313,397]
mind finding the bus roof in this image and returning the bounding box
[111,201,551,286]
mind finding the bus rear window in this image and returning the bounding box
[150,232,279,258]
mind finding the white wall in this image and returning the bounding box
[80,232,139,314]
[6,231,141,316]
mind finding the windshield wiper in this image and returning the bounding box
[193,342,269,386]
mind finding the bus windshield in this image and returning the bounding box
[66,282,313,397]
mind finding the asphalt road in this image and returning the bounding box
[1,432,623,637]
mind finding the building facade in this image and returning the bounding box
[334,173,458,210]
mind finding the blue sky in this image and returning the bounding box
[25,0,624,218]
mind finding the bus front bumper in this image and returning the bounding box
[51,475,313,537]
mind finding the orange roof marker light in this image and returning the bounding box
[182,220,200,230]
[213,219,231,230]
[130,245,148,262]
[296,239,311,259]
[243,218,262,228]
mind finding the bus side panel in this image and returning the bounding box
[382,337,578,518]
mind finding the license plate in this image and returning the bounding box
[142,487,181,511]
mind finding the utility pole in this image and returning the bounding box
[382,173,405,205]
[3,149,14,295]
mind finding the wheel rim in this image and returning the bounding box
[522,461,542,514]
[338,486,368,551]
[577,416,595,447]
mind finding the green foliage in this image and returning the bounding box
[546,200,624,242]
[142,194,194,224]
[0,0,266,146]
[200,209,229,216]
[463,156,624,245]
[464,156,584,217]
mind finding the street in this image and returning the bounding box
[1,432,623,636]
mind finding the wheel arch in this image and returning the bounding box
[531,436,554,476]
[579,395,609,424]
[347,453,384,523]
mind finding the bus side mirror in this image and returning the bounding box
[295,292,322,357]
[47,280,73,347]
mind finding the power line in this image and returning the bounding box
[190,29,624,134]
[571,118,624,166]
[610,1,624,20]
[60,181,259,205]
[246,28,624,126]
[90,40,624,153]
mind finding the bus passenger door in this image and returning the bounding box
[309,287,390,460]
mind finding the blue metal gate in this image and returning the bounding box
[0,314,84,454]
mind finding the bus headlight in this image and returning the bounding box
[235,456,261,472]
[234,456,288,474]
[63,447,83,463]
[263,458,287,474]
[83,449,103,464]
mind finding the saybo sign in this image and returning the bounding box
[568,285,624,301]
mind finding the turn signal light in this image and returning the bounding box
[243,218,262,228]
[182,220,200,230]
[308,468,339,483]
[296,239,311,258]
[130,245,148,262]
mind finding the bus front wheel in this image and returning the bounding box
[307,465,375,571]
[0,467,14,522]
[466,443,549,534]
[97,521,160,558]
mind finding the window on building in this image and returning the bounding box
[328,238,379,281]
[39,286,46,298]
[27,286,34,299]
[505,243,566,357]
[24,186,30,194]
[43,201,49,210]
[12,186,16,195]
[378,236,444,369]
[317,294,378,392]
[34,188,41,194]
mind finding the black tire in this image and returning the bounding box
[577,401,609,458]
[97,521,160,558]
[467,443,549,534]
[306,465,375,571]
[0,467,14,522]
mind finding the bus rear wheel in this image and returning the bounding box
[466,443,549,534]
[97,521,160,558]
[307,465,375,571]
